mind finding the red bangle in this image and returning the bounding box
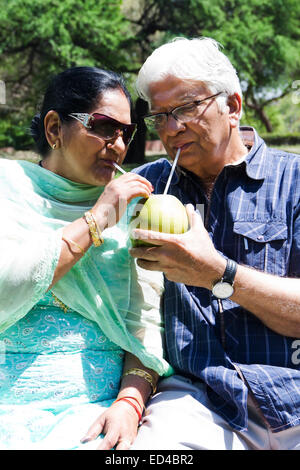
[113,397,143,422]
[114,395,144,412]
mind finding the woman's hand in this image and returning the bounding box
[48,173,153,289]
[92,173,153,230]
[80,399,140,450]
[81,353,157,450]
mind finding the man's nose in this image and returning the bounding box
[164,115,186,135]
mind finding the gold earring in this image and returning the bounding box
[52,143,57,150]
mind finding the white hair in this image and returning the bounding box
[136,37,242,116]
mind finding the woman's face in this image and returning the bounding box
[47,88,132,186]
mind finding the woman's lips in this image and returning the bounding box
[101,159,118,167]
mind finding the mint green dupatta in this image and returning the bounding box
[0,159,173,376]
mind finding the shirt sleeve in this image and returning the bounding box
[289,196,300,277]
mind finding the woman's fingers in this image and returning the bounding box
[115,438,132,450]
[80,415,105,443]
[96,431,119,450]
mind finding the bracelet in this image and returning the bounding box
[113,395,144,413]
[113,397,142,422]
[114,395,144,412]
[62,236,85,256]
[84,210,104,247]
[122,368,157,395]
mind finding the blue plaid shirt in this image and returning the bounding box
[133,127,300,432]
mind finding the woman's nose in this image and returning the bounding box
[106,133,126,152]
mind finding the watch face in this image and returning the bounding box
[212,281,234,299]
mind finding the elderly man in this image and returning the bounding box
[130,37,300,450]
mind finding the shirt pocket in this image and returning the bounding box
[233,221,288,276]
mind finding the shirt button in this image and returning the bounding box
[257,235,264,240]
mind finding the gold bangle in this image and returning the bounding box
[122,368,157,395]
[84,210,104,247]
[62,236,85,256]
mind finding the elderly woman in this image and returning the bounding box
[0,66,172,450]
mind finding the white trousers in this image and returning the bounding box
[131,375,300,450]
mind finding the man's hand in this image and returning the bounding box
[130,204,226,289]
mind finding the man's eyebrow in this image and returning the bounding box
[149,92,199,114]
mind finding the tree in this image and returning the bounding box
[125,0,300,132]
[1,0,299,154]
[0,0,137,148]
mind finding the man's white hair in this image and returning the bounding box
[136,37,243,116]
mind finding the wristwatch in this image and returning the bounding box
[212,258,237,299]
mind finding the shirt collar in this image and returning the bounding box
[160,126,268,185]
[236,126,268,180]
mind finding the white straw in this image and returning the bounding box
[163,148,181,195]
[113,162,127,174]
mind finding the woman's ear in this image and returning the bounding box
[44,110,62,149]
[227,93,242,128]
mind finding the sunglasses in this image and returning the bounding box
[68,113,137,146]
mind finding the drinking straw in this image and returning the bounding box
[163,148,181,195]
[113,162,127,174]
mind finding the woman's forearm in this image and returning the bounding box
[48,217,93,289]
[117,353,159,408]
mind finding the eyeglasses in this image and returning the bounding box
[143,92,223,131]
[68,113,137,146]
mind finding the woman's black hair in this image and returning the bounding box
[30,66,132,157]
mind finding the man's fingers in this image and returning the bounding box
[130,245,161,260]
[136,259,163,271]
[130,228,176,245]
[185,203,204,229]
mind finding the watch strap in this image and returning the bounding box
[222,258,237,285]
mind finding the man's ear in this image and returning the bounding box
[227,93,242,128]
[44,110,62,149]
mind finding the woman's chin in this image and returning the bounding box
[90,167,116,186]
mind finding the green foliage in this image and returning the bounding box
[0,0,135,148]
[131,0,300,132]
[0,113,35,149]
[0,0,132,71]
[260,133,300,146]
[241,91,300,134]
[0,0,300,149]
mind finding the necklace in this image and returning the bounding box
[51,292,70,314]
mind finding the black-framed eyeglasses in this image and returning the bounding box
[68,113,137,146]
[143,92,223,131]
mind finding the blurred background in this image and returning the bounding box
[0,0,299,168]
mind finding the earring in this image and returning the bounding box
[52,143,57,150]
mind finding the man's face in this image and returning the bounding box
[148,76,235,178]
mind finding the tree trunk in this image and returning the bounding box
[255,107,273,133]
[125,98,148,165]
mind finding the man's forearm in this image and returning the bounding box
[231,264,300,338]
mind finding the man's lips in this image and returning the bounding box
[174,142,192,152]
